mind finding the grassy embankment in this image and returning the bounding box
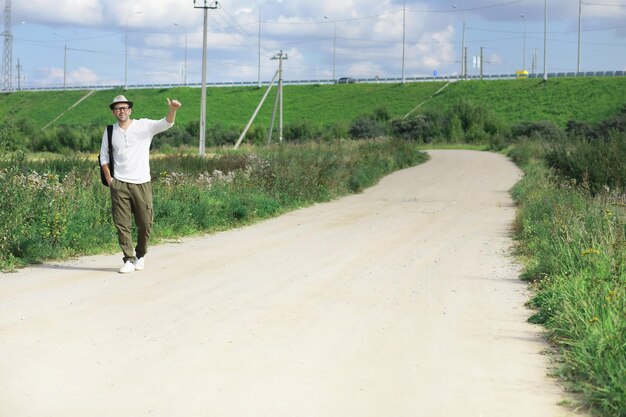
[1,77,624,131]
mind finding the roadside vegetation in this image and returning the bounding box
[0,139,427,270]
[507,114,626,417]
[1,77,625,416]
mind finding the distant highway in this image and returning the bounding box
[10,69,626,92]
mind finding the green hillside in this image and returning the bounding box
[1,77,625,131]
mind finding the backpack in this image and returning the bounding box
[98,125,114,187]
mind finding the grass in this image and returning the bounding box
[1,77,624,132]
[509,144,626,417]
[1,83,446,131]
[431,77,626,127]
[0,139,428,271]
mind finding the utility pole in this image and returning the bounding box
[401,0,406,84]
[1,0,12,92]
[543,0,548,81]
[521,14,526,71]
[577,0,582,73]
[174,23,188,85]
[15,56,20,90]
[452,4,466,79]
[463,46,467,80]
[124,10,142,90]
[323,16,336,82]
[480,47,483,79]
[268,50,287,144]
[53,32,67,90]
[258,10,262,87]
[257,1,281,88]
[193,0,220,156]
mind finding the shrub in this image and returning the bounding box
[318,122,349,140]
[372,106,392,122]
[506,138,549,166]
[545,132,626,194]
[153,125,195,149]
[445,114,465,143]
[597,104,626,137]
[566,120,596,140]
[32,124,101,153]
[349,116,386,139]
[284,120,316,142]
[390,114,440,142]
[0,120,28,152]
[184,121,241,147]
[512,120,565,142]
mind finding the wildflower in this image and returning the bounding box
[606,290,618,302]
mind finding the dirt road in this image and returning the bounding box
[0,150,576,417]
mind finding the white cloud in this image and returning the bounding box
[69,67,99,85]
[346,60,385,79]
[583,3,626,20]
[16,0,104,26]
[414,25,456,73]
[33,65,98,87]
[488,52,504,66]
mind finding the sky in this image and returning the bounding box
[8,0,626,89]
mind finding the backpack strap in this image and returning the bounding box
[107,124,114,174]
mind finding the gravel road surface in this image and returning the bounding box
[0,150,578,417]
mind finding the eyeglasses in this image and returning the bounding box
[113,106,131,112]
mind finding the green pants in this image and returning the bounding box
[110,179,153,263]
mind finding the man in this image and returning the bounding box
[100,95,182,273]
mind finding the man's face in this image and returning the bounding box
[112,104,132,122]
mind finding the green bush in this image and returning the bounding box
[390,99,502,144]
[0,120,30,152]
[317,122,349,140]
[446,114,465,143]
[545,132,626,194]
[596,104,626,137]
[372,106,392,122]
[207,123,240,146]
[31,124,101,153]
[511,120,565,142]
[565,119,596,140]
[284,120,316,142]
[390,113,441,142]
[152,125,195,150]
[349,115,387,139]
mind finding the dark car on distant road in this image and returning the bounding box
[336,77,356,84]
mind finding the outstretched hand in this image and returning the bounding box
[167,98,182,110]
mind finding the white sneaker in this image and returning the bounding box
[134,257,145,271]
[119,260,136,274]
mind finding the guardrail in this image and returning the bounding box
[8,70,625,92]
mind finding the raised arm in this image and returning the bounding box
[166,98,182,124]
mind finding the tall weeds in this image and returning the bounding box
[511,142,626,416]
[0,139,426,271]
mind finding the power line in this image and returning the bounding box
[582,2,626,5]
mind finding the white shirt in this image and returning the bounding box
[100,117,173,184]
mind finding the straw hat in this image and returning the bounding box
[109,95,133,109]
